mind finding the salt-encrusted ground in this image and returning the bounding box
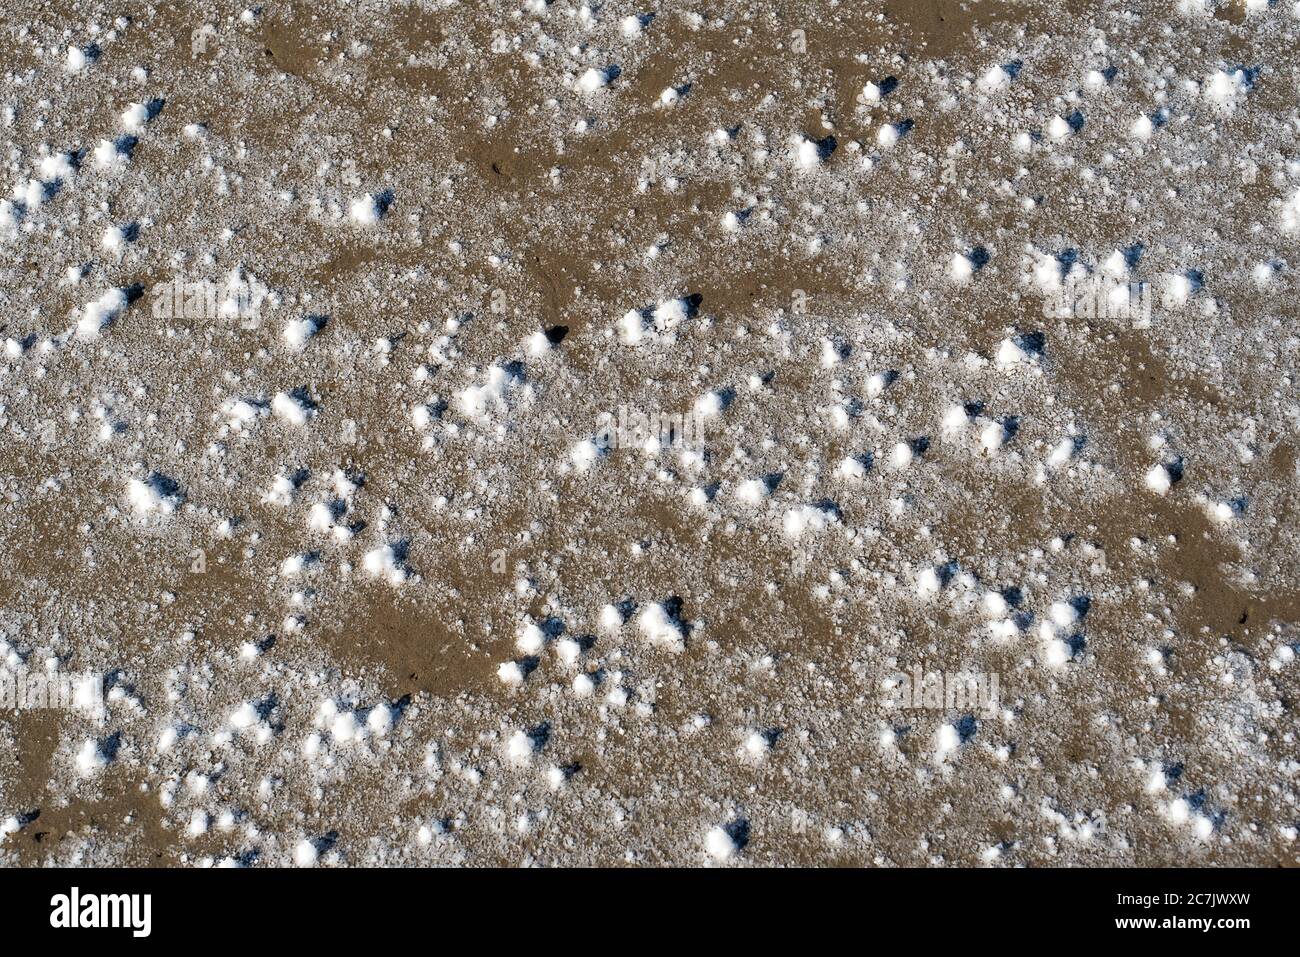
[1,0,1299,866]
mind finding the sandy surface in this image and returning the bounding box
[1,0,1298,866]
